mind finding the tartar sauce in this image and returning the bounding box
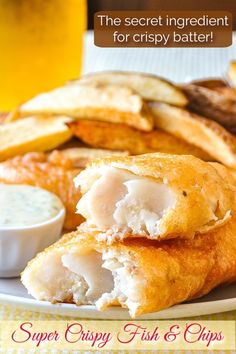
[0,184,64,228]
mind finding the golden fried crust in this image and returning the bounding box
[109,214,236,316]
[0,151,83,230]
[151,103,236,169]
[78,153,236,239]
[230,169,236,181]
[23,215,236,317]
[210,162,236,186]
[68,120,211,160]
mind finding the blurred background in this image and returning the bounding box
[1,0,235,111]
[83,0,235,83]
[88,0,236,29]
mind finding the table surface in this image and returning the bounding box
[1,31,236,354]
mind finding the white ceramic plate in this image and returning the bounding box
[0,278,236,319]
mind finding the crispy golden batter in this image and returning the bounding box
[151,103,236,169]
[209,162,236,186]
[68,120,211,160]
[231,169,236,181]
[0,151,83,230]
[76,153,236,240]
[22,215,236,317]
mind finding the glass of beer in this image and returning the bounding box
[0,0,87,111]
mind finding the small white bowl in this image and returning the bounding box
[0,208,65,278]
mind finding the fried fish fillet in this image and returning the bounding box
[22,214,236,317]
[209,162,236,186]
[74,153,236,241]
[0,151,82,230]
[77,71,188,106]
[67,120,211,160]
[8,83,154,132]
[151,103,236,169]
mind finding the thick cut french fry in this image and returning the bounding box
[183,83,236,134]
[189,78,228,89]
[77,71,188,107]
[151,103,236,169]
[0,116,72,161]
[8,83,154,132]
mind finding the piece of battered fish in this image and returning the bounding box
[0,151,83,230]
[75,153,236,240]
[22,214,236,317]
[67,120,211,160]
